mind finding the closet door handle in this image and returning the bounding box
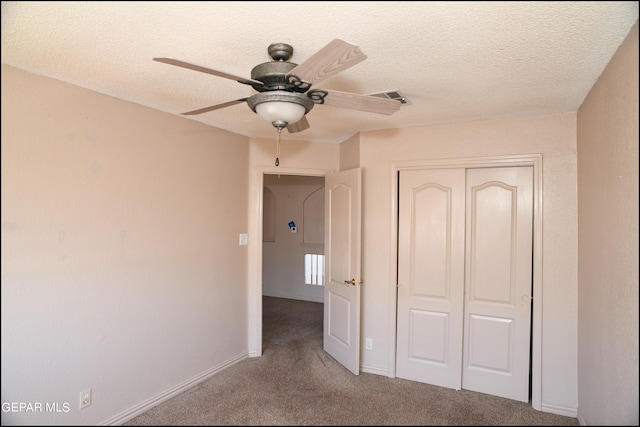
[344,278,362,286]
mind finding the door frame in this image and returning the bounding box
[248,166,334,358]
[389,154,543,410]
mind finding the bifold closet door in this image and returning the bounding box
[396,166,533,402]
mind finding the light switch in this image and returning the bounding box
[239,233,248,246]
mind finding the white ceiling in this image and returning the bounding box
[2,1,638,144]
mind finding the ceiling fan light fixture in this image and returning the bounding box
[247,91,314,128]
[156,39,403,134]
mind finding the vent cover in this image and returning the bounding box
[369,90,411,105]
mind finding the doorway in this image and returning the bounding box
[260,169,364,376]
[262,174,325,303]
[249,167,333,359]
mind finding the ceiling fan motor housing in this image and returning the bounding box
[250,61,299,91]
[250,43,310,93]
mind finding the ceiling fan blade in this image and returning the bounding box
[287,39,367,86]
[182,98,249,116]
[321,90,401,115]
[154,58,263,87]
[287,116,310,133]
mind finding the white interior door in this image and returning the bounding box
[396,166,533,402]
[462,166,533,402]
[396,168,466,389]
[323,168,362,375]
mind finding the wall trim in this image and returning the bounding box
[361,364,389,377]
[541,402,579,419]
[101,352,248,426]
[262,291,324,303]
[388,154,543,410]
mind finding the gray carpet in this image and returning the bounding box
[123,296,579,425]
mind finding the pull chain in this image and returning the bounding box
[275,127,282,178]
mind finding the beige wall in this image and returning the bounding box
[1,64,250,425]
[340,133,361,171]
[357,113,578,414]
[577,21,639,426]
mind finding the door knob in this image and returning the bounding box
[344,278,362,286]
[521,294,533,308]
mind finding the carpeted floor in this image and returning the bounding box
[123,296,579,425]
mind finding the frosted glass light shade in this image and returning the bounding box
[247,91,314,128]
[255,101,306,126]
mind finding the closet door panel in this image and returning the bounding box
[462,166,533,402]
[396,168,466,389]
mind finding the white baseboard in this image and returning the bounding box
[101,351,248,425]
[360,364,389,376]
[262,290,324,303]
[541,402,578,418]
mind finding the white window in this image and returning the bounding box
[304,254,325,286]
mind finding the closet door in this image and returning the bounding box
[396,166,533,403]
[462,166,533,402]
[396,168,466,389]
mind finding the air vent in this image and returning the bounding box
[369,90,411,105]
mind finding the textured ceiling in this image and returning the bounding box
[2,1,638,144]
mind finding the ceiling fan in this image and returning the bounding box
[153,39,402,134]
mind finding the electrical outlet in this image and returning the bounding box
[79,388,92,409]
[365,338,373,350]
